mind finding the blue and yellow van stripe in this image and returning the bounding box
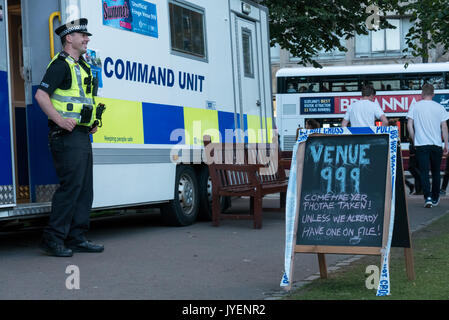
[26,88,273,196]
[93,96,273,145]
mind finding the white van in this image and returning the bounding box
[0,0,274,226]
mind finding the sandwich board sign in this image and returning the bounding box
[280,126,414,296]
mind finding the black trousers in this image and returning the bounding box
[43,126,93,245]
[415,145,442,201]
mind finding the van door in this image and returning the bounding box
[0,0,16,208]
[232,15,263,143]
[21,0,61,202]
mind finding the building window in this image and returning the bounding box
[316,36,346,60]
[289,36,346,61]
[242,28,254,78]
[169,1,206,60]
[355,18,412,58]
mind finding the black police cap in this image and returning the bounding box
[55,18,92,38]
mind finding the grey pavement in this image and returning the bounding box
[0,193,448,300]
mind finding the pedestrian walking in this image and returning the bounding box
[305,119,320,129]
[341,85,388,127]
[35,18,104,256]
[407,83,449,208]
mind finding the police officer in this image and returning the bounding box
[35,18,104,257]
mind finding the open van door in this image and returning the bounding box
[21,0,61,203]
[0,0,16,208]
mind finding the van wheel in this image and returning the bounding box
[161,165,199,226]
[198,166,231,221]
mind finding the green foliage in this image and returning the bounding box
[262,0,449,66]
[262,0,400,67]
[398,0,449,63]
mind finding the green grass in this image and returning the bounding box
[285,213,449,300]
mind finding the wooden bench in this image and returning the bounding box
[203,135,288,229]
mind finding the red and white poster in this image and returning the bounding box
[335,94,422,114]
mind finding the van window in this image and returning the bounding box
[169,1,206,60]
[242,29,254,78]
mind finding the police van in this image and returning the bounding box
[0,0,274,226]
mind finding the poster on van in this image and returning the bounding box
[85,49,103,95]
[102,0,158,38]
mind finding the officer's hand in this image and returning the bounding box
[90,126,98,134]
[57,118,77,132]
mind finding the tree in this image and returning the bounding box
[398,0,449,63]
[261,0,400,67]
[262,0,449,66]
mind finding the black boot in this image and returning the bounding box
[39,239,73,257]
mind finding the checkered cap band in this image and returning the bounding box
[59,24,89,37]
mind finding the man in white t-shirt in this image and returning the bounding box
[407,83,449,208]
[341,86,388,127]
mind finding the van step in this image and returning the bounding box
[0,203,51,219]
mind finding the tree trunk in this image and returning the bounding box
[422,29,429,63]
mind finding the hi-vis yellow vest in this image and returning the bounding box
[48,52,96,127]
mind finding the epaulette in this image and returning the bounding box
[58,51,69,60]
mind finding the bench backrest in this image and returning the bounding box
[203,135,284,188]
[246,143,284,182]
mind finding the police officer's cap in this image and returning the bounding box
[55,18,92,38]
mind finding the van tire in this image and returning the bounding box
[161,165,199,226]
[198,166,231,221]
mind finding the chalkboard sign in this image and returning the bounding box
[296,134,389,249]
[281,128,414,293]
